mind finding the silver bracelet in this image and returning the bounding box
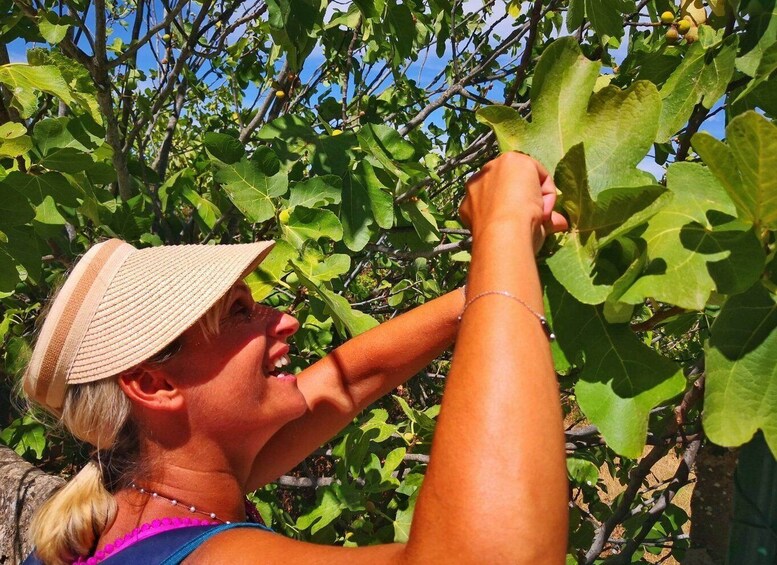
[458,290,555,341]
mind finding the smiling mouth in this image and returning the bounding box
[266,353,291,378]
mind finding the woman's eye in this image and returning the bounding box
[229,300,253,320]
[236,305,252,318]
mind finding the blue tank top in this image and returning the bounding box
[22,522,272,565]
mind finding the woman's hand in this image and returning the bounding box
[459,152,568,253]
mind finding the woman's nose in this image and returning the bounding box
[267,311,299,339]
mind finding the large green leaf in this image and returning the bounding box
[203,132,245,164]
[692,111,777,230]
[38,11,71,44]
[548,144,670,304]
[570,0,634,41]
[399,198,440,245]
[39,147,94,173]
[341,173,375,252]
[476,37,660,196]
[547,277,685,458]
[621,162,765,310]
[3,170,81,207]
[733,41,777,103]
[2,225,41,284]
[295,485,344,534]
[0,185,35,227]
[288,175,342,209]
[0,64,78,119]
[216,158,288,223]
[292,250,350,283]
[265,0,324,71]
[35,196,68,225]
[393,489,419,543]
[294,268,378,338]
[340,162,394,251]
[655,35,738,142]
[704,283,777,455]
[33,117,101,155]
[245,239,296,301]
[359,161,394,230]
[357,124,412,182]
[180,186,220,230]
[311,132,358,177]
[736,1,777,76]
[26,49,101,122]
[282,205,343,248]
[0,122,32,158]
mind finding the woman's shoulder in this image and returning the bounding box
[186,527,406,565]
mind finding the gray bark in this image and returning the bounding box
[0,445,64,565]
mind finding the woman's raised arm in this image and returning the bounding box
[405,152,568,563]
[198,152,568,564]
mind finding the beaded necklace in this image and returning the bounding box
[129,482,231,523]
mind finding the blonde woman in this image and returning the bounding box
[22,152,568,564]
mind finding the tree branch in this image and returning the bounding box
[110,0,189,68]
[610,438,702,563]
[503,0,544,106]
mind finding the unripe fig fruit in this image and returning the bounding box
[665,27,679,43]
[685,25,699,43]
[660,11,674,24]
[403,432,414,442]
[331,128,343,136]
[278,209,291,223]
[677,19,691,34]
[275,90,286,99]
[162,33,171,41]
[365,501,377,513]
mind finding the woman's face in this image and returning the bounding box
[161,281,307,441]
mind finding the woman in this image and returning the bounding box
[22,152,569,564]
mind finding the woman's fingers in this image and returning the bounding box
[547,211,569,233]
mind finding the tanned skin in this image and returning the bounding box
[107,152,569,564]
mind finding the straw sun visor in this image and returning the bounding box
[24,239,275,414]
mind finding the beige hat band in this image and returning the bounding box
[34,240,134,410]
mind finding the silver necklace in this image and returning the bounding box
[129,482,230,524]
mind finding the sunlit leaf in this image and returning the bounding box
[216,158,288,223]
[704,282,777,454]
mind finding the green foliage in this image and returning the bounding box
[2,0,777,560]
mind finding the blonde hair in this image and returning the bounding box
[26,284,244,564]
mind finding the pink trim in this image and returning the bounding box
[72,517,219,564]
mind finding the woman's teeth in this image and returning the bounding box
[273,354,290,369]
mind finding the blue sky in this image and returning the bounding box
[7,0,728,182]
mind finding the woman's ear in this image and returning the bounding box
[118,366,185,412]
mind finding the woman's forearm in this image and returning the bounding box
[406,224,568,563]
[319,287,466,407]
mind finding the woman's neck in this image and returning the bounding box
[96,445,249,552]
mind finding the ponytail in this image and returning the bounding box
[26,378,135,564]
[30,461,117,565]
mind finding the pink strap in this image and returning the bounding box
[72,517,219,564]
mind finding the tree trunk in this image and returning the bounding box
[689,442,738,563]
[0,445,64,565]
